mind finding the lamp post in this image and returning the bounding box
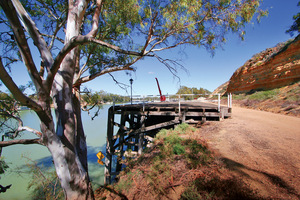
[130,78,133,104]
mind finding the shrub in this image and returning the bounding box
[248,89,279,100]
[173,143,186,155]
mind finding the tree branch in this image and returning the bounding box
[0,0,43,88]
[141,11,158,54]
[15,126,42,137]
[73,64,135,87]
[76,48,96,80]
[48,18,67,50]
[40,33,64,44]
[108,73,129,91]
[86,0,103,37]
[47,35,146,91]
[11,0,54,75]
[153,54,186,81]
[0,57,42,112]
[0,138,42,148]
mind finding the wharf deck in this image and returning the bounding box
[104,101,231,184]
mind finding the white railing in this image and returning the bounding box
[114,93,232,111]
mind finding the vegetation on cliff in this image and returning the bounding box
[214,81,300,117]
[231,81,300,117]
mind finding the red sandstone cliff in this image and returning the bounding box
[226,35,300,94]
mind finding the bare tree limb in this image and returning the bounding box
[0,0,43,88]
[0,138,42,147]
[108,73,129,91]
[86,0,103,37]
[73,64,135,87]
[47,35,148,90]
[41,33,64,44]
[11,0,54,75]
[48,18,67,50]
[0,57,42,112]
[39,0,59,20]
[141,11,158,54]
[15,126,42,137]
[153,54,186,81]
[144,10,211,54]
[76,48,96,81]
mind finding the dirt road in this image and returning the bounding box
[200,106,300,199]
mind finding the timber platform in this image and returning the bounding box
[104,101,231,184]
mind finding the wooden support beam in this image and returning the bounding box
[185,112,221,117]
[116,113,126,173]
[104,107,114,184]
[114,122,129,131]
[202,108,206,123]
[182,109,186,123]
[113,119,180,149]
[138,115,146,155]
[144,119,180,132]
[115,150,138,157]
[128,113,135,151]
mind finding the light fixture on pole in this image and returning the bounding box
[129,78,133,104]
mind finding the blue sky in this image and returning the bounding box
[87,0,299,96]
[3,0,299,97]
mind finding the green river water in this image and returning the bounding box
[0,104,113,200]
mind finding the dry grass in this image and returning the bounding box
[95,124,265,200]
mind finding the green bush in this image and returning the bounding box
[175,123,196,132]
[173,143,186,155]
[155,129,168,140]
[248,89,279,100]
[232,94,246,100]
[164,133,183,145]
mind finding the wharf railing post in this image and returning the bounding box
[113,97,115,111]
[218,93,220,112]
[178,94,181,115]
[227,93,230,108]
[143,96,145,112]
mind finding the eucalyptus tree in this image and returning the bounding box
[0,0,266,199]
[286,1,300,36]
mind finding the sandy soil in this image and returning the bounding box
[200,106,300,199]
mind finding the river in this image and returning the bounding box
[0,104,113,200]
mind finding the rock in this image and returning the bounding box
[226,35,300,94]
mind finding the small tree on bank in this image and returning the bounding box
[0,0,266,199]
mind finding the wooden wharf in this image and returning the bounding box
[104,101,231,184]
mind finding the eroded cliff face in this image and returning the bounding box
[226,35,300,94]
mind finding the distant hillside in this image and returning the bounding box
[210,81,229,96]
[226,35,300,94]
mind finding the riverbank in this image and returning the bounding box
[218,81,300,118]
[95,106,300,199]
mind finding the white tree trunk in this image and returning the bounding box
[47,0,93,199]
[50,62,93,199]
